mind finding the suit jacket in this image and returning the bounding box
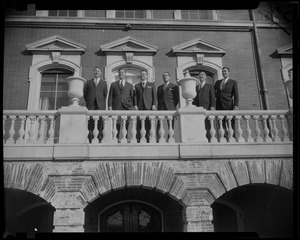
[193,83,216,110]
[134,81,157,110]
[108,80,134,110]
[214,78,239,110]
[157,82,179,110]
[84,79,108,110]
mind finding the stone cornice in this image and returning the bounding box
[4,16,291,31]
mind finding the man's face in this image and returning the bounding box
[94,68,101,78]
[118,69,125,79]
[222,68,230,78]
[162,73,170,83]
[141,71,148,81]
[199,72,206,83]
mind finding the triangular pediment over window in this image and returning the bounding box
[26,35,86,53]
[172,37,227,56]
[275,44,292,57]
[100,36,158,54]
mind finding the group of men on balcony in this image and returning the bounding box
[83,66,239,142]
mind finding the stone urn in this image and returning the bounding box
[178,71,199,107]
[66,76,86,106]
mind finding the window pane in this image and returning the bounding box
[125,10,134,18]
[68,10,77,17]
[135,10,145,18]
[59,10,68,16]
[48,10,58,16]
[41,75,56,91]
[56,92,70,109]
[181,10,189,19]
[190,12,198,20]
[39,92,56,110]
[116,10,125,18]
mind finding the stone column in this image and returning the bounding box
[51,192,86,232]
[58,107,88,144]
[185,205,214,232]
[177,107,207,143]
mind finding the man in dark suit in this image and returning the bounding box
[193,71,215,141]
[84,66,108,143]
[214,67,239,140]
[157,72,179,141]
[157,72,179,111]
[108,68,135,141]
[134,70,157,142]
[108,68,134,110]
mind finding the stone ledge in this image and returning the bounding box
[3,142,293,161]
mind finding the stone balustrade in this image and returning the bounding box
[3,109,292,145]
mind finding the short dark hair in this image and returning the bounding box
[94,66,101,71]
[222,67,230,72]
[118,68,126,73]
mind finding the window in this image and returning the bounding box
[48,10,77,17]
[181,10,209,20]
[115,10,146,19]
[39,68,73,110]
[188,69,215,86]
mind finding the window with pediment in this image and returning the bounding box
[25,35,85,110]
[48,10,78,17]
[174,10,219,20]
[116,10,146,19]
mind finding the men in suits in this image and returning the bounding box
[157,72,179,141]
[214,67,239,140]
[134,70,157,142]
[193,71,215,141]
[84,66,108,143]
[108,68,135,141]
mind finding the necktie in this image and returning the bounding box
[163,83,167,91]
[220,79,226,90]
[199,83,202,91]
[120,80,124,89]
[142,81,146,88]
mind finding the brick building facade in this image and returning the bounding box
[2,2,294,238]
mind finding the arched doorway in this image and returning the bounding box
[212,184,293,238]
[4,188,55,238]
[84,187,184,232]
[99,201,162,232]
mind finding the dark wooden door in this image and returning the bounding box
[100,202,162,232]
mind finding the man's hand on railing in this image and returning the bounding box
[151,105,157,110]
[210,107,215,110]
[134,106,138,111]
[108,107,112,110]
[233,106,239,110]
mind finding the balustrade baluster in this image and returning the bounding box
[217,116,226,143]
[129,116,137,144]
[16,116,26,144]
[101,116,110,143]
[86,115,90,143]
[92,116,99,144]
[158,116,166,143]
[6,115,17,144]
[167,115,175,143]
[261,115,272,142]
[270,115,280,142]
[149,116,156,143]
[252,115,263,142]
[278,115,289,142]
[243,115,254,142]
[208,116,217,143]
[27,116,37,144]
[46,115,55,144]
[3,116,7,144]
[120,116,128,143]
[112,116,118,143]
[235,116,244,142]
[226,116,235,142]
[139,116,147,143]
[37,116,46,144]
